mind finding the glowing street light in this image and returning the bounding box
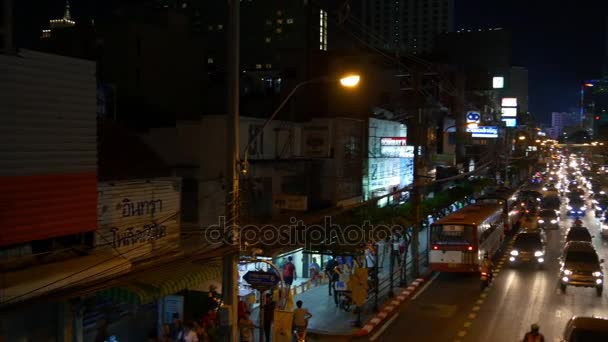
[518,135,526,141]
[340,74,361,88]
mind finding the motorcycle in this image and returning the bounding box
[480,271,492,290]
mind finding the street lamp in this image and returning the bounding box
[518,135,526,141]
[240,73,361,174]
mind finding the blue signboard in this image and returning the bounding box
[502,118,517,127]
[467,126,499,138]
[242,271,280,289]
[466,111,481,123]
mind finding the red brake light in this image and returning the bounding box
[467,246,473,251]
[433,245,438,250]
[481,272,487,276]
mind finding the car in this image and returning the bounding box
[561,316,608,341]
[559,241,604,296]
[566,198,587,216]
[565,226,593,243]
[542,183,556,192]
[600,221,608,239]
[594,199,608,217]
[537,209,560,229]
[541,196,561,210]
[509,230,546,267]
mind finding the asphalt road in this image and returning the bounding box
[374,185,608,342]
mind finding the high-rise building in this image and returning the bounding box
[551,111,581,137]
[40,1,76,39]
[352,0,454,54]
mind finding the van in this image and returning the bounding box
[562,316,608,341]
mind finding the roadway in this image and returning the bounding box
[374,185,608,341]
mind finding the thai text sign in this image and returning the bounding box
[466,126,499,138]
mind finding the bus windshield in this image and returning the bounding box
[431,225,475,245]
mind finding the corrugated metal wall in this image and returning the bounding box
[0,50,97,247]
[97,178,181,260]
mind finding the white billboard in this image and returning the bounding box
[501,98,518,107]
[501,107,517,117]
[493,77,504,89]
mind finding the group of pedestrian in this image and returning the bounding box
[151,313,213,342]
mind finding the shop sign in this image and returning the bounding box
[380,144,414,158]
[466,111,480,124]
[242,271,280,290]
[380,137,407,146]
[467,126,498,138]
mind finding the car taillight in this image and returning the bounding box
[467,246,473,251]
[433,246,438,250]
[481,272,488,276]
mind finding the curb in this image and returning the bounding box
[353,272,433,338]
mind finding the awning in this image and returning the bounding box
[97,261,222,304]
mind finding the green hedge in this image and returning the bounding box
[335,178,494,227]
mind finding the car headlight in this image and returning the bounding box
[593,271,603,277]
[601,191,606,195]
[534,251,544,257]
[594,200,599,204]
[510,250,519,256]
[542,187,548,191]
[598,207,604,211]
[567,205,573,210]
[580,206,586,210]
[538,219,545,224]
[550,219,557,224]
[564,269,573,276]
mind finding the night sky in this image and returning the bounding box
[16,0,608,125]
[456,0,608,124]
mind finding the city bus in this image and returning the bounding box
[429,203,505,272]
[475,187,521,233]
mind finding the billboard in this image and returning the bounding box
[502,98,518,107]
[493,77,504,89]
[501,107,517,117]
[502,118,517,127]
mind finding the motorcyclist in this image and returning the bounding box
[522,323,545,342]
[480,252,493,281]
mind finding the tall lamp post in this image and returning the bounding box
[239,74,360,173]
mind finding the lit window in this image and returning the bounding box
[217,24,223,30]
[265,64,272,69]
[277,19,283,24]
[265,37,271,43]
[319,9,328,51]
[207,58,214,64]
[256,64,262,69]
[287,18,294,24]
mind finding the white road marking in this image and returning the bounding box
[411,273,439,300]
[369,313,399,341]
[556,310,562,318]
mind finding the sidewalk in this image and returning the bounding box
[249,242,429,339]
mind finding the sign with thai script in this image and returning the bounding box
[97,179,181,259]
[466,126,499,138]
[466,111,481,124]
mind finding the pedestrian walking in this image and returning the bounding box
[262,293,275,342]
[183,321,199,342]
[325,256,339,296]
[238,311,255,342]
[309,257,320,286]
[282,256,297,288]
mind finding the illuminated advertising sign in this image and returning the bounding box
[493,77,504,89]
[380,137,407,146]
[380,145,415,158]
[501,107,517,117]
[466,126,498,138]
[502,118,517,127]
[501,98,518,107]
[466,111,481,124]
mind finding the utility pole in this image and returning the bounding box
[222,0,240,341]
[411,108,423,277]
